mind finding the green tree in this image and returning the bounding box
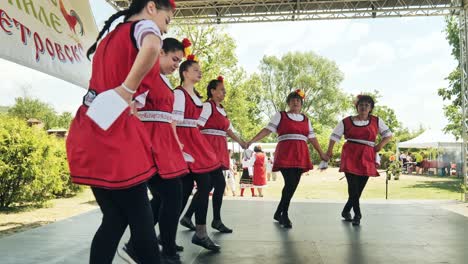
[438,16,461,139]
[7,97,58,130]
[170,24,263,139]
[259,51,349,128]
[0,116,67,209]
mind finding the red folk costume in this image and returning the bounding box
[199,100,231,170]
[272,111,314,172]
[253,152,267,187]
[66,21,159,189]
[339,116,380,177]
[173,88,221,173]
[137,74,189,179]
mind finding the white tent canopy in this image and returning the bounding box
[397,129,461,149]
[227,142,277,154]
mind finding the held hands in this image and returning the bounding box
[320,152,329,162]
[239,139,248,149]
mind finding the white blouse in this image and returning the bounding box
[172,89,203,122]
[133,20,162,49]
[266,112,316,139]
[330,117,392,142]
[198,102,234,131]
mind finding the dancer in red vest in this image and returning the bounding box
[326,95,392,226]
[66,1,175,263]
[252,145,267,197]
[182,76,247,233]
[248,90,328,228]
[119,38,188,264]
[173,56,222,251]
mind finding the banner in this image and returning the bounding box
[0,0,98,88]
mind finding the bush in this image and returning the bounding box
[0,116,79,209]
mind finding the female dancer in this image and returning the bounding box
[248,90,328,228]
[66,0,175,262]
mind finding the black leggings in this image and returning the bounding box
[181,172,212,225]
[90,183,159,264]
[343,173,369,218]
[185,169,226,221]
[128,174,182,256]
[276,168,303,215]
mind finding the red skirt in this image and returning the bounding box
[340,142,379,177]
[272,140,313,173]
[176,127,221,174]
[201,134,229,170]
[253,164,267,187]
[66,106,157,189]
[144,122,189,179]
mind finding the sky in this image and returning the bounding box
[0,1,457,131]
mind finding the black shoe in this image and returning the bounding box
[191,234,221,252]
[341,211,352,222]
[352,216,361,226]
[180,216,196,231]
[161,253,182,264]
[158,235,184,252]
[117,243,140,264]
[273,211,282,222]
[280,214,292,228]
[211,220,233,233]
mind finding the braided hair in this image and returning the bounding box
[87,0,174,59]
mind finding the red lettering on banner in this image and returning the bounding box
[12,18,30,45]
[55,42,66,62]
[45,38,55,59]
[33,32,44,61]
[64,45,73,63]
[1,9,85,65]
[0,9,13,34]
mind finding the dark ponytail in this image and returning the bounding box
[87,0,174,60]
[206,79,222,99]
[179,59,202,98]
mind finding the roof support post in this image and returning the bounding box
[459,1,468,201]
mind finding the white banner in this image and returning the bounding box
[0,0,98,88]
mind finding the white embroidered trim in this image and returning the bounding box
[137,111,172,123]
[177,119,198,127]
[201,129,227,137]
[347,138,375,147]
[277,134,308,142]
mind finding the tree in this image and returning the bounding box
[259,51,349,128]
[439,16,462,139]
[8,97,58,130]
[170,24,263,139]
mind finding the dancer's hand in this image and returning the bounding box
[114,86,133,104]
[320,153,329,162]
[239,139,248,149]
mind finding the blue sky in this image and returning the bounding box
[0,1,456,131]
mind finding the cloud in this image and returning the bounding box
[341,41,396,75]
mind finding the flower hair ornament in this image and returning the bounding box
[169,0,177,10]
[295,89,305,99]
[354,94,364,106]
[186,54,199,63]
[217,75,224,83]
[182,38,192,57]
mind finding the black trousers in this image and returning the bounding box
[343,173,369,218]
[185,169,226,221]
[276,168,303,215]
[90,183,160,264]
[128,174,182,256]
[181,172,212,225]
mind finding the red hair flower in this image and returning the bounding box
[217,76,224,83]
[182,38,192,48]
[186,54,198,62]
[169,0,176,10]
[295,89,305,99]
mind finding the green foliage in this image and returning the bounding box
[438,16,461,138]
[0,116,79,209]
[170,24,264,140]
[259,51,350,128]
[386,159,402,180]
[7,97,73,130]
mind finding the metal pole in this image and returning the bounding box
[459,5,468,201]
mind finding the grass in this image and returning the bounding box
[254,168,464,200]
